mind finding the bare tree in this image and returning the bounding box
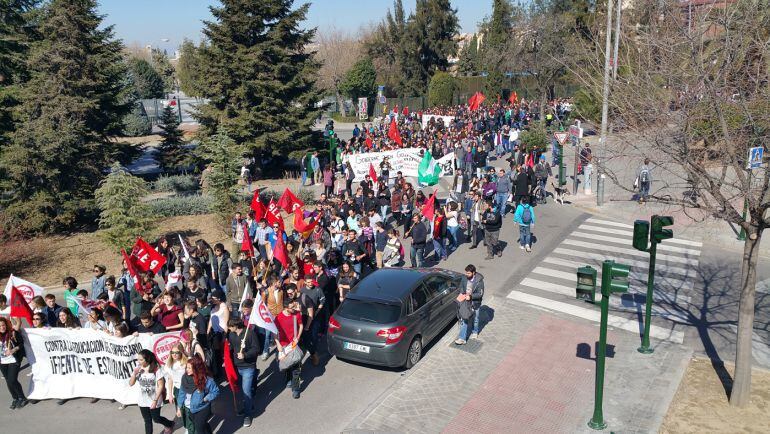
[570,0,769,407]
[314,26,362,116]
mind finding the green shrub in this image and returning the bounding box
[153,174,199,193]
[428,72,456,107]
[148,194,213,217]
[519,125,549,153]
[96,163,155,252]
[122,102,152,137]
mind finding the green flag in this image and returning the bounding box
[418,150,441,186]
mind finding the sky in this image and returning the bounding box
[97,0,494,53]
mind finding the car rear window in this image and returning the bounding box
[337,299,401,324]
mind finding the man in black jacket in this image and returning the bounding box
[409,214,428,268]
[227,318,259,427]
[514,165,532,206]
[481,200,502,259]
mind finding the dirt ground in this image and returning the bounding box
[0,214,229,291]
[660,357,770,433]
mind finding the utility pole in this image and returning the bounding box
[612,0,622,80]
[597,0,615,207]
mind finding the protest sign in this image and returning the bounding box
[421,114,455,129]
[343,148,454,182]
[23,328,181,404]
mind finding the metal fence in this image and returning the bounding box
[139,97,206,125]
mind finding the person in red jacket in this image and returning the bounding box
[432,208,448,261]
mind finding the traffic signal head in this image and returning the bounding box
[633,220,650,251]
[651,215,674,243]
[601,260,630,297]
[576,265,597,303]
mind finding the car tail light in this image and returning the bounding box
[328,316,341,333]
[377,326,407,344]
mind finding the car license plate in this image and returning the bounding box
[344,342,370,353]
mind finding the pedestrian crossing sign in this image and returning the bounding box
[747,146,763,169]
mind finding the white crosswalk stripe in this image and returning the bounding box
[506,217,701,345]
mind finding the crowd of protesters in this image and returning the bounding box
[0,96,570,432]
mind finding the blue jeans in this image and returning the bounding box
[640,181,650,200]
[303,319,321,355]
[237,367,256,415]
[301,170,307,186]
[380,205,389,221]
[495,192,508,215]
[432,238,446,260]
[447,226,460,250]
[410,245,424,268]
[262,329,272,355]
[352,262,362,275]
[519,224,531,247]
[458,308,480,340]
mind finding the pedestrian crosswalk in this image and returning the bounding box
[507,217,703,344]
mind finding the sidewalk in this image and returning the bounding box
[344,296,692,434]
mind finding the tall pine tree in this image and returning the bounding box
[398,0,459,96]
[457,34,479,75]
[0,0,130,234]
[196,0,321,155]
[157,104,186,172]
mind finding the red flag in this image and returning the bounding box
[273,230,289,268]
[266,199,285,230]
[508,91,518,104]
[277,188,304,213]
[241,221,254,257]
[368,163,378,183]
[365,135,373,149]
[222,339,239,393]
[387,118,402,145]
[121,249,142,292]
[402,106,409,116]
[10,286,33,325]
[421,189,437,220]
[250,189,266,221]
[293,208,318,238]
[469,92,486,111]
[131,238,167,274]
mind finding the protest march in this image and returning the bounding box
[1,94,567,432]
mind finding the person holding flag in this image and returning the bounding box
[226,317,259,427]
[1,313,28,409]
[274,295,303,399]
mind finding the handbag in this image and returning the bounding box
[278,315,304,372]
[458,299,474,321]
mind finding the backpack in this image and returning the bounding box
[521,206,532,224]
[640,168,650,183]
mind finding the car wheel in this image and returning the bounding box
[404,337,422,369]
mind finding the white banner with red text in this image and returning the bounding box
[343,148,455,182]
[421,114,455,129]
[23,328,181,404]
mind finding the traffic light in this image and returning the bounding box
[576,265,597,303]
[632,220,650,251]
[600,260,629,297]
[650,215,673,244]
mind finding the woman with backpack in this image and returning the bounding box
[513,197,536,252]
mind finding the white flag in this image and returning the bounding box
[178,234,191,263]
[249,291,278,334]
[3,274,44,313]
[239,282,252,312]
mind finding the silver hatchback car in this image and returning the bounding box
[327,268,462,369]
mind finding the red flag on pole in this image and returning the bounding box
[277,188,304,213]
[131,238,167,274]
[387,118,402,145]
[241,221,254,257]
[365,135,373,149]
[421,189,437,220]
[402,106,409,116]
[469,92,486,111]
[121,249,142,292]
[368,163,378,183]
[508,91,518,104]
[273,230,289,268]
[250,189,266,221]
[266,199,285,230]
[10,286,33,325]
[222,339,239,393]
[293,208,318,238]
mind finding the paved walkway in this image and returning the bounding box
[345,296,692,433]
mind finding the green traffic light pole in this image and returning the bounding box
[589,260,629,430]
[638,239,657,354]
